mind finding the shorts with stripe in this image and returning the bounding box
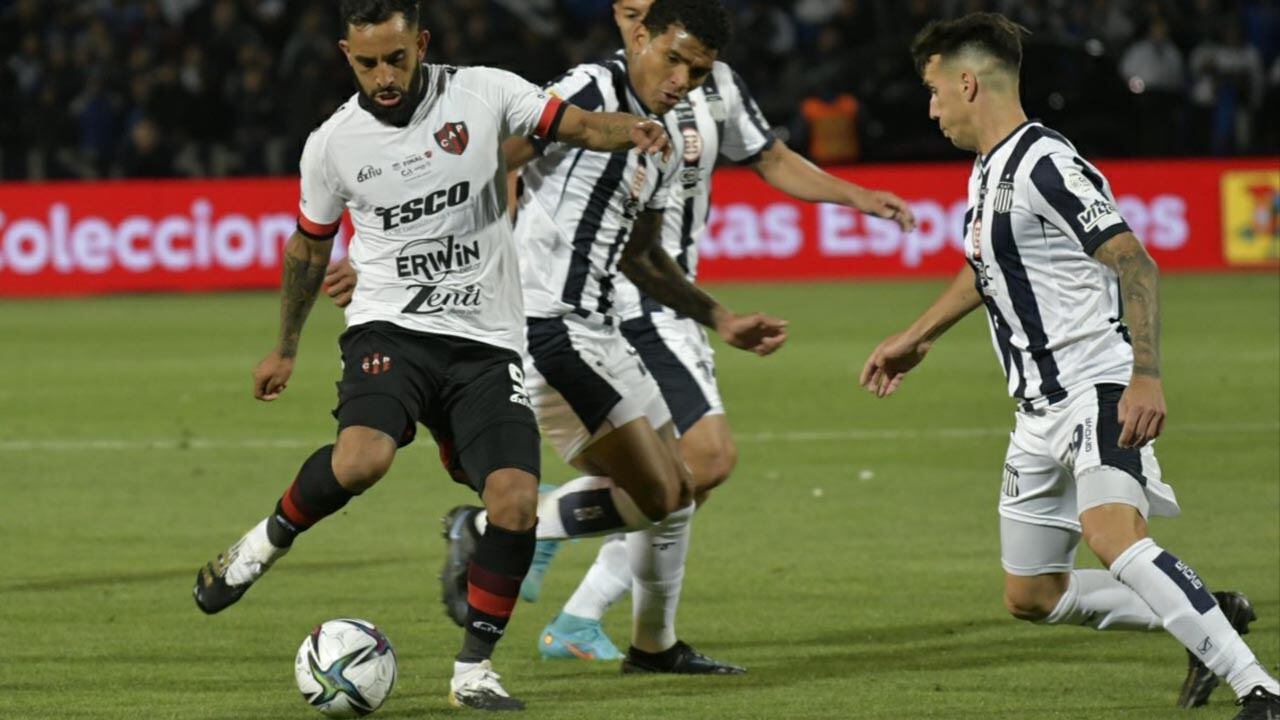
[524,314,671,462]
[998,383,1180,575]
[621,312,723,435]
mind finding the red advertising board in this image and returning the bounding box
[0,158,1275,297]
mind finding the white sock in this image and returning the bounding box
[562,534,631,621]
[628,502,694,653]
[1111,539,1278,698]
[473,476,650,539]
[1040,569,1161,630]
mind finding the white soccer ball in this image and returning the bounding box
[294,618,397,718]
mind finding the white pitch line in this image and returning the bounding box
[0,421,1275,452]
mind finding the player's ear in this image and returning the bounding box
[631,20,650,53]
[338,38,351,63]
[417,29,430,61]
[961,70,979,102]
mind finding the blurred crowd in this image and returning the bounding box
[1,0,1277,180]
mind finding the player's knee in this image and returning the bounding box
[631,468,689,521]
[1003,590,1055,622]
[331,436,395,492]
[1081,521,1144,569]
[482,470,538,531]
[688,441,737,494]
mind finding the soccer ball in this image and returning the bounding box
[294,618,397,718]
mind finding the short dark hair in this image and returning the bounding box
[340,0,421,34]
[910,12,1028,77]
[642,0,733,52]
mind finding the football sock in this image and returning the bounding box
[458,522,535,663]
[475,476,650,539]
[267,445,354,548]
[629,502,694,653]
[1111,538,1278,697]
[1040,569,1161,629]
[563,534,630,621]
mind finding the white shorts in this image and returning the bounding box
[999,383,1180,576]
[621,311,724,435]
[523,315,671,462]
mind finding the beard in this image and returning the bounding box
[356,63,426,127]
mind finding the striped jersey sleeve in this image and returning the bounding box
[458,67,565,141]
[1027,150,1130,255]
[718,67,774,162]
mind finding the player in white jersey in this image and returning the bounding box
[859,13,1279,718]
[434,0,787,676]
[524,0,919,662]
[191,0,672,711]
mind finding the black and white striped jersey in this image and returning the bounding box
[612,59,775,321]
[964,121,1135,409]
[515,54,679,325]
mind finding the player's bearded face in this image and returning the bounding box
[341,16,428,125]
[630,26,715,114]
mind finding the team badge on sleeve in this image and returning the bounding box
[435,121,470,155]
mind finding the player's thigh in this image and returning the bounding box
[999,416,1082,576]
[677,413,737,492]
[579,416,690,519]
[440,340,542,501]
[524,315,671,464]
[1058,384,1179,522]
[621,313,720,437]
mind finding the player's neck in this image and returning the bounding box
[975,103,1029,158]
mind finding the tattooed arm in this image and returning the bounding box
[254,231,334,400]
[618,209,788,356]
[1093,232,1165,447]
[553,105,670,156]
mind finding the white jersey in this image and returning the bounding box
[515,55,678,325]
[611,59,774,320]
[298,63,564,353]
[964,121,1135,409]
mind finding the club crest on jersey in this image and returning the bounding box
[434,121,469,155]
[992,181,1015,214]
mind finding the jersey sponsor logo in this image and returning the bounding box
[681,127,703,163]
[434,121,470,155]
[361,352,392,375]
[377,181,471,231]
[356,165,382,183]
[1077,199,1120,231]
[396,235,484,316]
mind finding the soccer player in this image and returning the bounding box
[859,13,1279,718]
[524,0,919,661]
[443,0,787,675]
[191,0,670,710]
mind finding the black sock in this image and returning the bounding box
[456,522,535,663]
[267,445,355,548]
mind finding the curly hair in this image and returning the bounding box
[642,0,733,52]
[910,12,1029,77]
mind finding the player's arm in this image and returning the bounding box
[752,141,916,231]
[1093,232,1165,447]
[859,265,982,397]
[554,105,670,157]
[618,209,787,356]
[257,230,334,400]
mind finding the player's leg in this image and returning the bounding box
[194,324,417,614]
[998,409,1163,630]
[438,348,542,711]
[1070,386,1277,709]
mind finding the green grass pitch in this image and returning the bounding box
[1,275,1276,719]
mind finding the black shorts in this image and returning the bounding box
[332,321,540,492]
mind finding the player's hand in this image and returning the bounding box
[853,189,917,232]
[1117,375,1165,448]
[859,331,930,398]
[716,312,789,356]
[253,350,295,401]
[631,120,672,161]
[323,258,357,309]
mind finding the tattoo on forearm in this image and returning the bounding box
[1105,242,1161,378]
[620,212,718,327]
[278,238,329,358]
